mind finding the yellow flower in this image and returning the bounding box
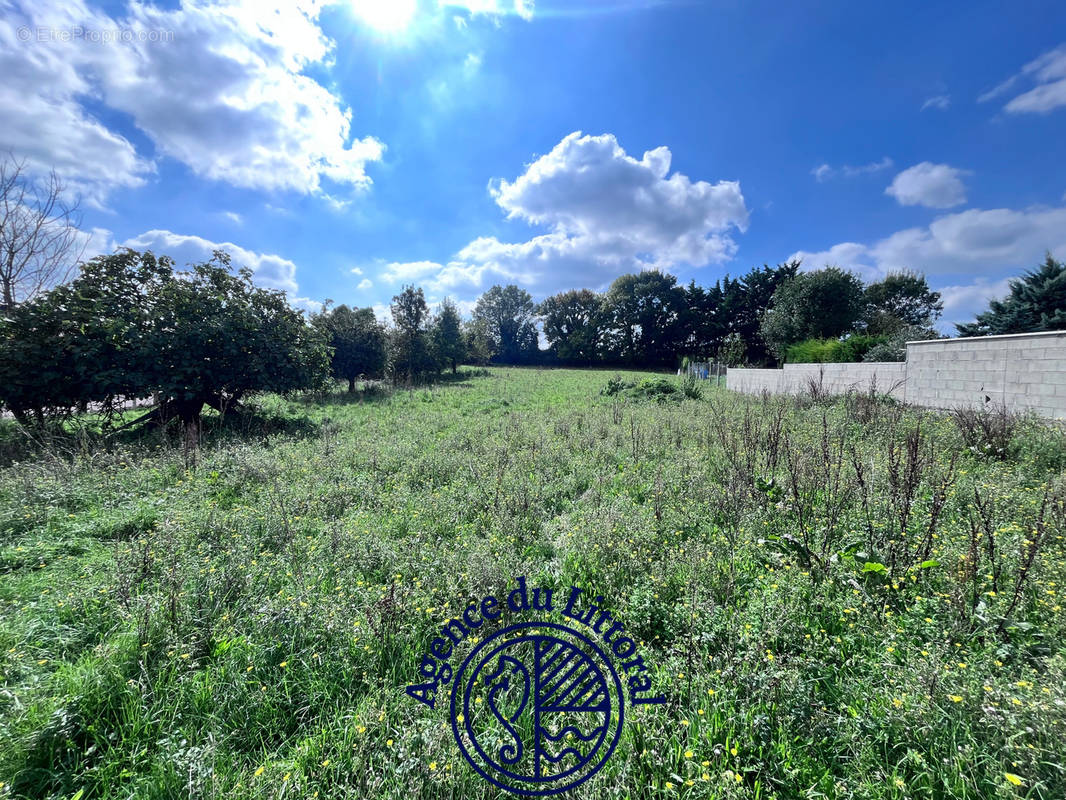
[947,694,963,703]
[320,760,329,767]
[387,739,394,747]
[684,750,694,759]
[429,762,437,771]
[254,767,265,777]
[280,661,288,668]
[1004,773,1024,786]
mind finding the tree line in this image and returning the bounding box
[2,243,1064,450]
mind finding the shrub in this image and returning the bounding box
[600,375,633,396]
[785,334,888,364]
[951,404,1024,460]
[679,373,703,400]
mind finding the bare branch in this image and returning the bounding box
[0,153,86,308]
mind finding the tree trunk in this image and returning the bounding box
[348,376,356,393]
[174,399,204,466]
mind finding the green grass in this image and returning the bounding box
[1,367,1064,799]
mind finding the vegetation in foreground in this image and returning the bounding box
[1,368,1065,799]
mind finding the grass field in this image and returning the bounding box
[1,367,1065,799]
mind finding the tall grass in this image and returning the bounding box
[1,368,1064,799]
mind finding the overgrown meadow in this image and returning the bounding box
[1,368,1065,799]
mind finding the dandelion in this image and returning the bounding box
[1004,773,1024,786]
[254,767,265,777]
[947,694,963,703]
[685,750,694,759]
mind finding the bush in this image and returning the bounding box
[679,373,703,399]
[951,404,1024,460]
[862,325,941,362]
[600,375,633,396]
[785,334,888,363]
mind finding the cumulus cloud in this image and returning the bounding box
[921,94,951,111]
[811,157,893,182]
[0,0,384,204]
[357,278,373,290]
[938,277,1012,326]
[118,229,302,295]
[790,204,1066,329]
[885,162,969,208]
[979,43,1066,114]
[382,131,749,295]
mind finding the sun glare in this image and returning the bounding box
[352,0,418,33]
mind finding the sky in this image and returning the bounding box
[2,0,1065,332]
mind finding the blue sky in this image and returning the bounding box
[2,0,1065,330]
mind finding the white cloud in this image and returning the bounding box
[222,211,243,225]
[357,278,373,290]
[350,266,364,275]
[515,0,535,20]
[938,277,1012,326]
[383,260,447,283]
[790,203,1066,329]
[811,157,893,182]
[793,205,1066,279]
[811,164,833,182]
[0,0,384,204]
[381,132,749,296]
[463,52,483,77]
[291,296,323,313]
[885,162,969,208]
[120,229,302,295]
[980,44,1066,114]
[921,94,951,111]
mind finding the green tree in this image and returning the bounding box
[0,249,330,451]
[760,266,866,358]
[472,284,539,364]
[681,279,728,360]
[864,271,943,335]
[602,271,685,366]
[956,254,1066,336]
[462,317,494,366]
[538,289,605,365]
[313,303,387,391]
[390,285,435,381]
[431,298,466,373]
[723,261,799,366]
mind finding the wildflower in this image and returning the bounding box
[685,750,694,759]
[1004,773,1024,786]
[947,694,963,703]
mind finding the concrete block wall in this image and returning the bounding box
[726,330,1066,420]
[905,330,1066,419]
[726,363,906,399]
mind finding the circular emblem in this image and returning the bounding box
[450,621,625,796]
